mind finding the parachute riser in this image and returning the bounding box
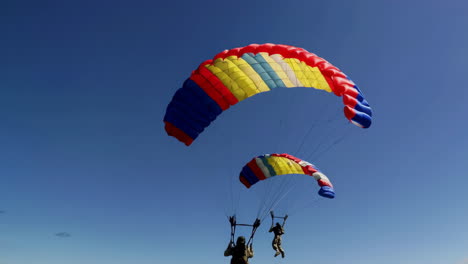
[270,211,288,227]
[228,215,260,246]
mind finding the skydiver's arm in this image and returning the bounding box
[224,243,233,256]
[248,245,254,258]
[282,215,288,228]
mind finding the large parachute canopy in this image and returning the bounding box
[239,153,335,199]
[164,43,372,146]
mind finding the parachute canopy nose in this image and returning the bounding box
[318,186,335,199]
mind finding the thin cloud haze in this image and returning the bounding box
[55,232,71,238]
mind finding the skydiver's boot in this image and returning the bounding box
[274,252,280,257]
[279,247,285,258]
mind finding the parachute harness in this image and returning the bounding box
[229,215,261,246]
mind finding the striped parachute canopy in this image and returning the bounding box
[164,43,372,146]
[239,153,335,199]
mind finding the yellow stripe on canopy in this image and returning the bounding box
[267,156,304,175]
[207,57,268,101]
[205,64,246,100]
[302,65,332,92]
[224,56,270,94]
[283,58,332,92]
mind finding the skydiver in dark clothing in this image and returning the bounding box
[225,216,260,264]
[224,236,254,264]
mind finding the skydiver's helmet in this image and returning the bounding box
[276,222,281,228]
[236,236,246,246]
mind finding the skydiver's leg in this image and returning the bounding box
[277,238,285,258]
[279,245,285,258]
[272,237,280,257]
[272,240,278,250]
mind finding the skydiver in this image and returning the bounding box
[269,212,287,258]
[224,236,254,264]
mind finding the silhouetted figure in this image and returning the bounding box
[224,236,254,264]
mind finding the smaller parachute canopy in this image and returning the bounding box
[239,153,335,199]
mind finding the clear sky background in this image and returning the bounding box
[1,0,468,264]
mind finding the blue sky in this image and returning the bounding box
[1,0,468,263]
